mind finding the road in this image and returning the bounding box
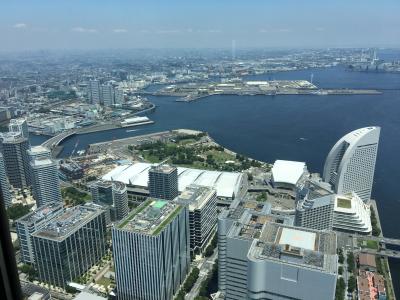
[185,248,218,300]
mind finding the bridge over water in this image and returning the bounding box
[41,129,77,150]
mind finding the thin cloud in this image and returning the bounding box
[113,28,128,33]
[259,28,292,33]
[156,29,181,34]
[13,23,27,29]
[72,27,98,33]
[197,29,222,33]
[315,27,325,32]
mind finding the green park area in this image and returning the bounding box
[359,239,379,250]
[133,133,262,172]
[62,186,92,206]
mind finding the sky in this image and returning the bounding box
[1,0,400,51]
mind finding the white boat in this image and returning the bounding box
[120,116,154,128]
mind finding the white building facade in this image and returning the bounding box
[323,127,380,203]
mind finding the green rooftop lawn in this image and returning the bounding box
[152,206,183,236]
[118,199,152,229]
[337,198,352,209]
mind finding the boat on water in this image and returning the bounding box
[120,116,154,128]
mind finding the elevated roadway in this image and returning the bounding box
[41,129,77,150]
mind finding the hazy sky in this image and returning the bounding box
[1,0,400,51]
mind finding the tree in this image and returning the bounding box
[338,249,344,264]
[247,173,253,181]
[335,277,345,300]
[7,204,32,220]
[338,266,343,275]
[347,252,355,273]
[65,285,77,294]
[347,275,356,293]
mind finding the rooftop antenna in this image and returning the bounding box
[231,39,236,61]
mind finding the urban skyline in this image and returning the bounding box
[0,1,400,51]
[0,2,399,299]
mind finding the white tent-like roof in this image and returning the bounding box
[271,160,307,186]
[102,162,243,199]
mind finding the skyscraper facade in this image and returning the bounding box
[0,153,12,208]
[113,199,190,300]
[112,181,129,221]
[1,134,30,188]
[15,202,63,264]
[246,224,337,300]
[89,79,101,104]
[31,205,107,288]
[30,158,62,207]
[114,88,124,105]
[101,84,115,106]
[176,184,217,254]
[148,164,178,200]
[323,127,380,203]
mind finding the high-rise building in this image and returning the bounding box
[148,163,178,200]
[112,181,129,221]
[90,180,129,221]
[89,80,101,105]
[91,180,113,205]
[1,133,30,188]
[332,192,372,234]
[0,192,23,300]
[30,158,62,208]
[101,84,115,106]
[296,179,372,234]
[176,184,217,254]
[323,127,380,202]
[295,194,334,231]
[27,145,51,162]
[31,205,107,288]
[0,153,12,208]
[246,223,337,300]
[9,118,29,139]
[114,88,124,105]
[15,202,63,264]
[217,198,292,296]
[113,199,190,300]
[295,178,335,231]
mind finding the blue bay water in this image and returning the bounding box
[30,66,400,296]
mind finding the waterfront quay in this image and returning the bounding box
[149,79,382,102]
[87,130,177,155]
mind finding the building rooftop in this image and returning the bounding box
[16,202,62,225]
[358,253,377,268]
[27,145,50,155]
[248,222,337,273]
[150,163,177,174]
[271,160,307,186]
[117,199,183,235]
[279,227,317,251]
[9,118,26,125]
[31,158,54,167]
[103,162,243,199]
[32,205,102,241]
[0,132,27,143]
[177,184,216,210]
